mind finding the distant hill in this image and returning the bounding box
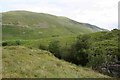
[2,46,109,78]
[2,10,107,40]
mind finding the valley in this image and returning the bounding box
[2,10,120,78]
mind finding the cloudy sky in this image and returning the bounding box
[0,0,119,30]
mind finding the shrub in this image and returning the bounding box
[15,40,21,45]
[87,41,118,70]
[2,40,21,46]
[48,40,61,59]
[38,44,47,50]
[2,41,8,46]
[68,35,90,66]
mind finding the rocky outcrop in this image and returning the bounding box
[101,61,120,77]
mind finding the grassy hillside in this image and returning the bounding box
[2,10,106,40]
[2,35,76,50]
[2,46,109,78]
[2,10,114,78]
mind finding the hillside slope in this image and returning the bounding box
[2,46,109,78]
[2,10,106,40]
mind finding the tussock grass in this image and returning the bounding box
[3,46,109,78]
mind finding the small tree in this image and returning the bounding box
[69,35,90,66]
[48,40,61,59]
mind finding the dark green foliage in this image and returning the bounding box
[38,44,47,50]
[16,40,21,45]
[2,41,8,46]
[86,29,120,75]
[48,40,61,58]
[60,29,120,74]
[47,29,119,69]
[87,42,115,69]
[59,44,72,61]
[68,35,90,66]
[52,35,59,37]
[2,40,21,46]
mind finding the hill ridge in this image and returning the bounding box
[2,10,106,30]
[2,10,107,40]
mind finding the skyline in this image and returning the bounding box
[1,0,119,30]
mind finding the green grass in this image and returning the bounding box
[2,35,76,49]
[3,46,109,78]
[2,10,106,40]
